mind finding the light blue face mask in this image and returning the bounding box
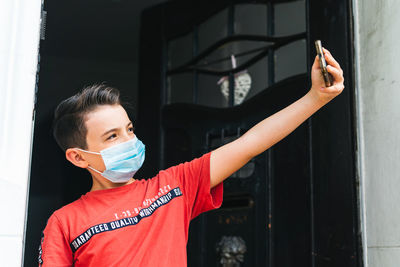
[77,136,145,183]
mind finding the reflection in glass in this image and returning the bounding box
[245,55,269,101]
[199,8,228,53]
[196,46,230,73]
[197,40,270,73]
[167,73,193,104]
[274,39,307,82]
[274,1,306,36]
[168,32,193,70]
[235,4,268,36]
[198,73,227,108]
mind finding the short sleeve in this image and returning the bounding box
[174,152,223,219]
[39,213,73,267]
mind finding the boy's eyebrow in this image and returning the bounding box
[101,122,133,137]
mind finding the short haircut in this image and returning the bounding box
[53,84,121,151]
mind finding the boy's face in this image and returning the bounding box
[76,104,135,171]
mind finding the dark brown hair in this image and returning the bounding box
[52,84,121,151]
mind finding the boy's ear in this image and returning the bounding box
[65,148,89,169]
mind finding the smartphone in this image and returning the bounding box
[314,40,333,87]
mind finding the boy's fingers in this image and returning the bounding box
[323,48,334,59]
[323,48,341,70]
[323,47,331,54]
[326,55,342,72]
[327,65,344,83]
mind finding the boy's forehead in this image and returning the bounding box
[85,105,130,135]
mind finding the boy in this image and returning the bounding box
[39,48,344,266]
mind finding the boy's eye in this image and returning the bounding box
[128,127,134,133]
[107,134,117,140]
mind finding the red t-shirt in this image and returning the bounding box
[39,152,223,267]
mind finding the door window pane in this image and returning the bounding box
[197,40,268,72]
[274,39,307,82]
[168,32,193,70]
[274,1,306,36]
[198,73,227,108]
[167,73,193,104]
[199,8,228,53]
[165,2,307,106]
[245,55,269,100]
[235,4,268,35]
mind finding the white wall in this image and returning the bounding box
[0,0,42,265]
[354,0,400,266]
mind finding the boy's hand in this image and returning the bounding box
[310,48,345,105]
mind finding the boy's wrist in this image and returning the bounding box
[305,87,330,110]
[306,88,329,108]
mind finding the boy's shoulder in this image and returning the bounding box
[51,196,86,221]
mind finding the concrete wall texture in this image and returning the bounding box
[354,0,400,266]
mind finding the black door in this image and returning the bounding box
[138,0,361,266]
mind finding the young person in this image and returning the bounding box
[39,48,344,266]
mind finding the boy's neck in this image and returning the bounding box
[90,177,136,191]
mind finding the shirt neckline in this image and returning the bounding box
[83,178,143,198]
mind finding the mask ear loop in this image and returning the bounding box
[75,148,101,155]
[75,148,103,175]
[87,166,103,175]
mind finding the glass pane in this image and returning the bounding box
[197,46,230,72]
[167,73,193,104]
[274,39,307,82]
[198,73,227,108]
[235,4,268,35]
[197,40,268,72]
[196,40,269,106]
[199,8,228,53]
[244,55,269,101]
[274,0,306,36]
[168,32,193,70]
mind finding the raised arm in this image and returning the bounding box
[210,48,344,188]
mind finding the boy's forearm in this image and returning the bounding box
[240,89,326,159]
